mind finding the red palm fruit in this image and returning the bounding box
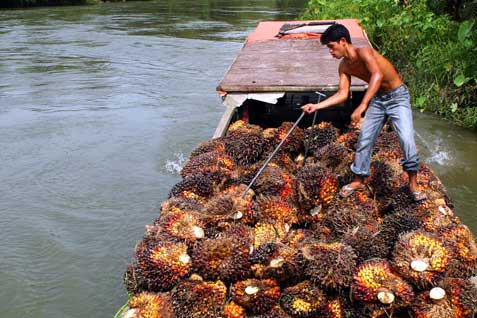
[254,195,298,226]
[302,242,357,290]
[419,202,460,232]
[253,221,289,249]
[392,230,450,287]
[304,122,339,153]
[170,279,227,318]
[147,210,205,246]
[223,301,246,318]
[251,242,305,283]
[274,121,305,154]
[411,278,477,318]
[135,239,191,292]
[374,130,403,159]
[180,151,235,178]
[192,232,251,282]
[280,280,327,317]
[228,120,263,135]
[294,165,338,212]
[269,152,298,174]
[190,137,226,159]
[352,259,414,308]
[253,164,294,200]
[127,292,175,318]
[169,173,214,198]
[441,225,477,278]
[322,297,343,318]
[231,278,281,315]
[225,128,265,166]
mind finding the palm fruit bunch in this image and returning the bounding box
[352,259,414,310]
[441,225,477,278]
[280,280,327,317]
[225,121,265,166]
[122,118,477,318]
[170,278,227,318]
[304,121,340,153]
[251,242,305,283]
[230,278,281,315]
[411,278,477,318]
[392,230,451,287]
[126,292,175,318]
[302,242,357,290]
[131,239,191,292]
[180,151,235,178]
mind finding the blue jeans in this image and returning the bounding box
[351,84,419,177]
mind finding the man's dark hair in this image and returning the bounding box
[320,24,352,45]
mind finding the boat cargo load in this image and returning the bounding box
[117,20,477,318]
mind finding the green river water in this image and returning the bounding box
[0,1,476,317]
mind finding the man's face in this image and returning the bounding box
[326,39,346,59]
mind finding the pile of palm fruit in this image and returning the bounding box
[122,120,477,318]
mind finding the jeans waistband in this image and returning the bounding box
[375,83,408,99]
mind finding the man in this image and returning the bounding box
[301,23,426,201]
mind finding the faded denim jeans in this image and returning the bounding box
[351,84,419,177]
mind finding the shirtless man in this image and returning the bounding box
[301,23,426,201]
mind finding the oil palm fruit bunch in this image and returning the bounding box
[304,121,339,153]
[169,173,214,199]
[392,230,451,287]
[225,124,265,166]
[269,152,298,174]
[124,263,147,294]
[253,221,289,248]
[160,195,204,219]
[252,164,294,200]
[374,130,403,159]
[417,164,450,202]
[228,120,263,135]
[411,277,477,318]
[147,210,205,247]
[314,142,352,173]
[254,195,298,226]
[294,165,338,212]
[280,280,327,317]
[249,305,293,318]
[342,219,389,263]
[336,128,359,150]
[368,159,401,199]
[250,242,305,283]
[441,225,477,278]
[126,292,175,318]
[189,137,226,159]
[352,259,414,309]
[302,242,357,290]
[133,238,192,292]
[419,201,460,232]
[191,231,251,282]
[230,278,281,315]
[180,151,235,178]
[322,298,344,318]
[273,121,305,154]
[170,278,227,318]
[223,301,246,318]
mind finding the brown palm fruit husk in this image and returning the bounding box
[254,195,298,226]
[134,239,191,292]
[252,164,294,201]
[230,278,281,315]
[283,228,316,249]
[302,242,357,290]
[124,263,147,294]
[225,128,265,166]
[145,210,205,247]
[392,230,451,288]
[417,164,452,204]
[160,195,204,219]
[190,137,226,159]
[180,151,235,178]
[313,142,350,170]
[323,191,379,240]
[368,158,402,199]
[411,277,477,318]
[169,173,214,198]
[248,305,293,318]
[127,291,175,318]
[170,279,227,318]
[441,225,477,278]
[294,165,338,214]
[304,122,339,154]
[223,301,247,318]
[351,259,414,310]
[280,280,327,317]
[373,130,403,159]
[418,201,460,232]
[250,242,305,283]
[253,221,289,249]
[191,231,251,283]
[336,128,359,150]
[342,219,390,263]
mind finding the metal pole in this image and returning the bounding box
[303,92,326,159]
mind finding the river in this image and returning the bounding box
[0,1,476,317]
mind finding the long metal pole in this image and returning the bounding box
[303,91,326,159]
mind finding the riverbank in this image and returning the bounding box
[301,0,477,129]
[0,0,146,8]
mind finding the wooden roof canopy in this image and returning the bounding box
[217,19,371,93]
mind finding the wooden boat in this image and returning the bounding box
[214,18,372,136]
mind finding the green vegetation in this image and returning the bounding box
[302,0,477,129]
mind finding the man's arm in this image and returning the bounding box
[350,47,383,125]
[301,62,351,114]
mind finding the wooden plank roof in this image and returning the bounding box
[217,19,371,93]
